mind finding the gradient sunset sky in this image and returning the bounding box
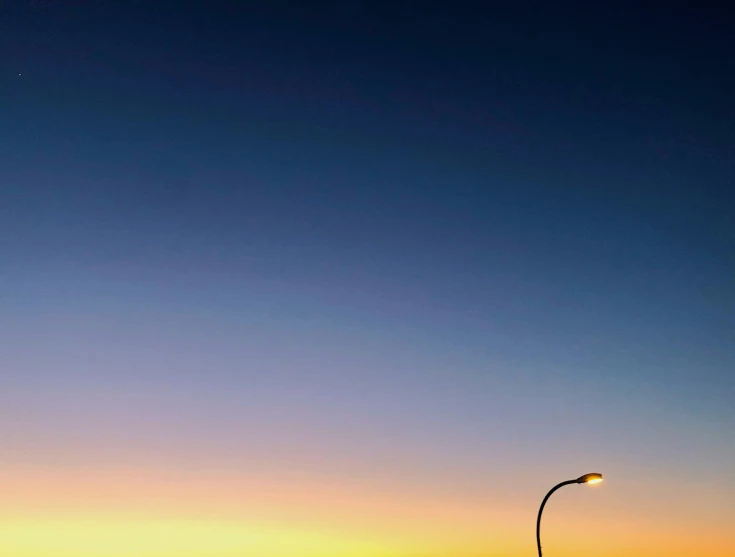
[2,2,734,556]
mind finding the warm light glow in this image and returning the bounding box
[576,473,604,485]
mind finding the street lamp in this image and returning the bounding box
[536,473,603,557]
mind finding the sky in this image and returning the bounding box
[1,2,734,556]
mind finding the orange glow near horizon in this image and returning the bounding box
[0,466,519,557]
[0,517,418,557]
[1,465,734,557]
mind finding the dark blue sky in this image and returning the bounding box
[1,4,735,554]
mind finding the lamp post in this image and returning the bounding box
[536,473,603,557]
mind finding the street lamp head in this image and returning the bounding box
[576,473,603,485]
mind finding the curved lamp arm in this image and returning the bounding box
[536,473,602,557]
[536,480,576,557]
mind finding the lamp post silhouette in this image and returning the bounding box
[536,473,603,557]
